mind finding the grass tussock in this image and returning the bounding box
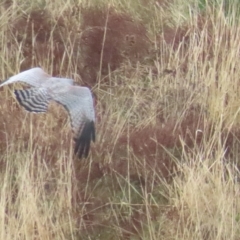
[1,0,240,239]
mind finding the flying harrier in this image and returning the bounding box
[0,67,95,158]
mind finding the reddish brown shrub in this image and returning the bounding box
[7,5,152,87]
[9,9,65,73]
[79,6,151,84]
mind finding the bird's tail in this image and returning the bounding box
[14,88,50,113]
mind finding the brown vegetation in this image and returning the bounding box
[0,0,240,239]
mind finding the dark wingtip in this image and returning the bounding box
[74,121,95,158]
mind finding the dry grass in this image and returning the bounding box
[0,0,240,239]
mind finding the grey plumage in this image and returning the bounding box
[0,67,95,158]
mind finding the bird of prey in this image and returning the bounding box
[0,67,95,158]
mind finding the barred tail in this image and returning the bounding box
[14,88,50,113]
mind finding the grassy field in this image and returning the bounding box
[0,0,240,239]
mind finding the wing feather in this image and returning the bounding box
[0,67,50,87]
[14,88,50,113]
[52,86,95,158]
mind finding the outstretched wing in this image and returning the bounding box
[52,86,95,158]
[0,67,50,88]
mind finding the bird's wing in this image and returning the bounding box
[46,77,74,88]
[52,86,95,158]
[14,87,51,113]
[0,67,51,88]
